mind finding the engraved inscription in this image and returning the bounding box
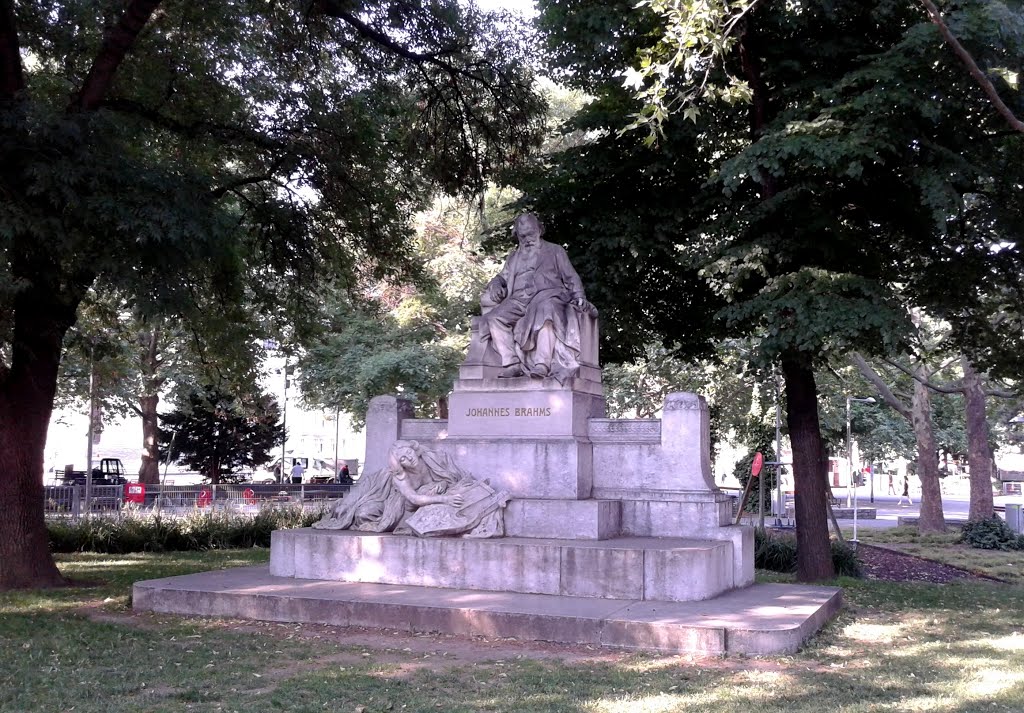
[464,406,553,417]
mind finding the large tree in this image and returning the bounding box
[160,385,283,484]
[0,0,544,589]
[519,0,1024,580]
[57,290,265,484]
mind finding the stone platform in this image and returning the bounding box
[133,566,842,656]
[270,529,737,602]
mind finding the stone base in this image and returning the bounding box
[133,567,843,656]
[270,529,739,602]
[435,437,594,499]
[505,498,621,540]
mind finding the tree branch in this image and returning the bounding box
[70,0,163,112]
[851,352,912,420]
[881,356,965,393]
[321,5,486,87]
[210,172,275,199]
[0,0,24,99]
[920,0,1024,134]
[102,96,302,157]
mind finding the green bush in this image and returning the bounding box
[959,517,1024,551]
[48,505,325,554]
[754,528,863,577]
[830,538,864,578]
[755,528,798,573]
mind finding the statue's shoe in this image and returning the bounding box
[530,364,551,378]
[498,364,524,378]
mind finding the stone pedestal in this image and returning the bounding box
[441,346,606,499]
[270,529,737,602]
[364,396,415,475]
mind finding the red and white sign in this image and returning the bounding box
[243,487,257,505]
[125,482,145,504]
[197,487,213,508]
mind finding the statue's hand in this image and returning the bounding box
[572,298,598,317]
[481,278,507,308]
[446,493,465,508]
[483,284,507,304]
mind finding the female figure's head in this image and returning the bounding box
[386,440,422,474]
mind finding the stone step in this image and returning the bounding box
[133,566,843,656]
[270,529,736,602]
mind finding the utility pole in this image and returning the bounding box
[84,346,96,519]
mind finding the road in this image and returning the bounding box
[746,476,1022,530]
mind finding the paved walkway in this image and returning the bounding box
[744,478,1022,530]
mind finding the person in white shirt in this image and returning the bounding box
[289,460,305,484]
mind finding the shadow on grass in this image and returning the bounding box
[0,551,1021,712]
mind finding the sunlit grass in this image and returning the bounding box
[0,549,1022,712]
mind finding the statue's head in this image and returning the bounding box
[513,213,543,249]
[387,440,422,472]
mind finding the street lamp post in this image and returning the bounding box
[846,395,876,546]
[262,339,288,484]
[84,344,96,520]
[334,407,340,482]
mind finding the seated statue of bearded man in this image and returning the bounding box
[478,213,597,383]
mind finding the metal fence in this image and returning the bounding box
[43,483,351,521]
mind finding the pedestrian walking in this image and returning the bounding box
[887,473,896,495]
[898,474,913,506]
[290,459,305,484]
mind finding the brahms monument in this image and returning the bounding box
[135,213,841,655]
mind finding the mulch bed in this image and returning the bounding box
[855,543,1004,584]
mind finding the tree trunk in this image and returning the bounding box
[781,352,835,582]
[0,284,82,589]
[911,364,946,533]
[961,358,995,521]
[139,394,161,484]
[437,395,449,420]
[138,325,163,484]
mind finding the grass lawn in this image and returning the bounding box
[0,549,1022,712]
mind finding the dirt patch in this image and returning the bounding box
[855,543,1005,584]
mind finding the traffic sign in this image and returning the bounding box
[751,452,764,478]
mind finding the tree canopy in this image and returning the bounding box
[514,0,1024,580]
[0,0,546,589]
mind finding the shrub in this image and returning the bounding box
[48,505,326,554]
[755,528,797,573]
[754,528,863,577]
[830,538,863,578]
[959,517,1023,551]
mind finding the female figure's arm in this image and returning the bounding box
[392,471,464,508]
